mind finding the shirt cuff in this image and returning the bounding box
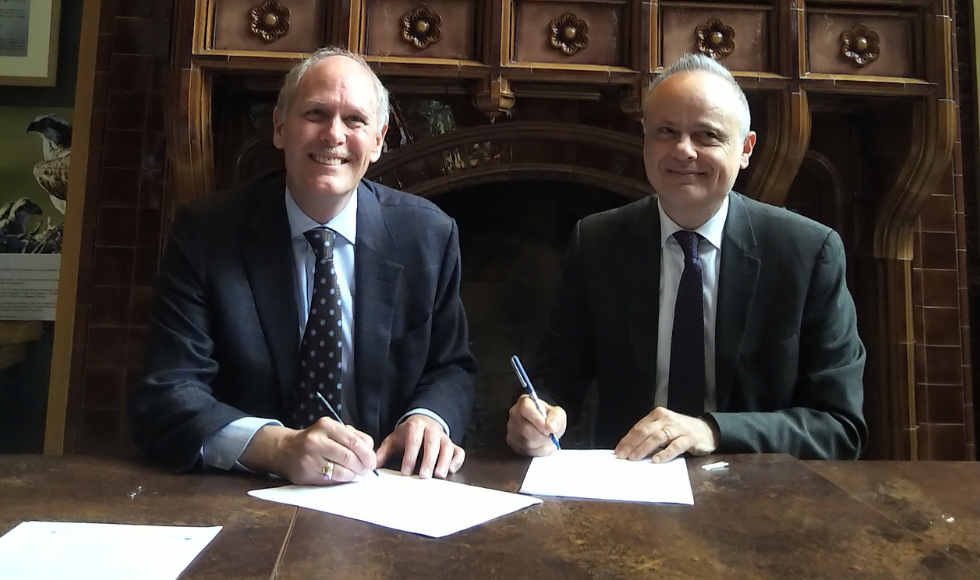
[202,416,283,471]
[398,408,450,438]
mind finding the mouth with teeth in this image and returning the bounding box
[310,151,350,166]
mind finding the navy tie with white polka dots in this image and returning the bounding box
[290,227,345,429]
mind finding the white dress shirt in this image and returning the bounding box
[654,195,729,414]
[202,189,447,470]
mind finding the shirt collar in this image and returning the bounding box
[657,193,729,251]
[285,187,358,245]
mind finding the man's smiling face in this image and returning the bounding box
[273,55,387,208]
[642,71,755,228]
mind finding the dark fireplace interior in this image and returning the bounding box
[434,180,626,449]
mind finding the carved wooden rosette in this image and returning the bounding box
[400,6,442,50]
[694,18,735,60]
[249,0,291,43]
[840,23,880,66]
[548,13,589,56]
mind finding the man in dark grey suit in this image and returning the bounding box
[506,54,866,461]
[130,47,475,485]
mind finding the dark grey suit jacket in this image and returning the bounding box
[533,192,867,459]
[129,172,476,470]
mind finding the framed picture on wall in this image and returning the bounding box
[0,0,60,87]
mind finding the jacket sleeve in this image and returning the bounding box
[709,230,867,459]
[398,220,476,443]
[128,205,248,471]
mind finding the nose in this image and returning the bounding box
[319,115,345,145]
[671,134,697,160]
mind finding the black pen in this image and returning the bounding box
[510,355,561,450]
[315,391,380,476]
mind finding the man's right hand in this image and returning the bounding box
[239,420,377,485]
[506,394,566,456]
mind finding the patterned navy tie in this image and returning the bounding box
[290,227,345,429]
[667,230,706,417]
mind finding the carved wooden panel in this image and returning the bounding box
[806,11,916,78]
[512,1,625,66]
[660,6,771,72]
[210,0,325,52]
[364,0,477,59]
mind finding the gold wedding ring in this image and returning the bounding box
[321,460,335,481]
[662,428,672,441]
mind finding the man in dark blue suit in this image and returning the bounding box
[130,47,475,485]
[506,54,866,461]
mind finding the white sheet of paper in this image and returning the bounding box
[248,470,541,538]
[0,521,221,580]
[520,449,695,505]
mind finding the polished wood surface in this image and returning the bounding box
[276,453,980,580]
[0,455,295,580]
[2,453,977,579]
[806,460,980,576]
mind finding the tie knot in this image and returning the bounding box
[674,230,701,261]
[304,227,336,261]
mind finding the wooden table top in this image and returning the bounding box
[0,455,294,580]
[1,453,977,579]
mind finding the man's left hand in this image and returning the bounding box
[614,407,718,463]
[375,414,465,479]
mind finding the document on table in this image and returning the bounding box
[0,521,221,580]
[249,470,541,538]
[520,449,695,505]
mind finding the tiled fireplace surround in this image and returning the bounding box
[66,0,976,460]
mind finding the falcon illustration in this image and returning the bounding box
[0,198,42,237]
[26,114,72,214]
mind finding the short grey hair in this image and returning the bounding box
[647,53,751,140]
[276,46,390,130]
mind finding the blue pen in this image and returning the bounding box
[510,355,561,450]
[315,391,380,476]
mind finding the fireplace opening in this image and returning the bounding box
[431,179,629,450]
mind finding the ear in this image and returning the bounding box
[272,107,285,150]
[740,131,757,169]
[369,123,389,163]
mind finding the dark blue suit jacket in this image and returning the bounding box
[533,192,867,459]
[130,172,476,470]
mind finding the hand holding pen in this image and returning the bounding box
[509,355,562,451]
[316,392,380,477]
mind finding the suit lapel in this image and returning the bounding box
[242,175,300,405]
[627,198,663,408]
[353,183,403,434]
[715,193,760,410]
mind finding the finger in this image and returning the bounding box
[401,421,424,476]
[350,427,375,450]
[614,421,663,459]
[375,435,394,467]
[652,435,689,464]
[544,405,567,437]
[433,440,456,479]
[301,457,354,486]
[314,419,377,474]
[506,416,549,454]
[517,396,548,430]
[416,429,442,479]
[627,424,674,460]
[449,445,465,474]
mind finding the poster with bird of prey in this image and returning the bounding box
[0,106,69,320]
[0,106,69,254]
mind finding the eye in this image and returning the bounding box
[346,115,367,126]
